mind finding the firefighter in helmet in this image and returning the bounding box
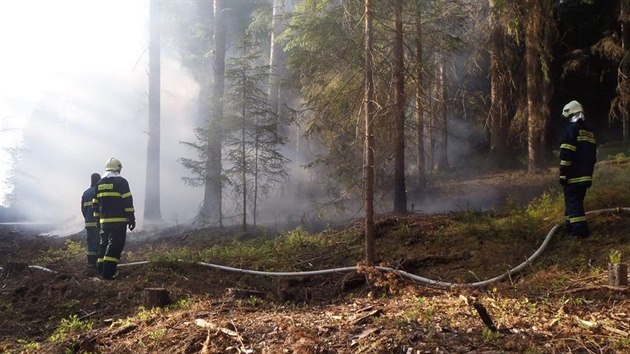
[93,158,136,279]
[81,172,101,269]
[559,100,597,238]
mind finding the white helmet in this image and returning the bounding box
[562,100,583,118]
[105,157,122,172]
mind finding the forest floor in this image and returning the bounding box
[2,165,630,353]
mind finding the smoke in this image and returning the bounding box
[1,1,202,233]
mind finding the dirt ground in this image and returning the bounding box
[2,168,630,353]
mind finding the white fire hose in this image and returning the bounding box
[8,207,630,289]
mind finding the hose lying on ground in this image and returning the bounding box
[15,207,630,288]
[0,265,57,274]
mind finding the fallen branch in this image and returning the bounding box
[201,330,211,354]
[472,302,497,332]
[351,309,383,326]
[78,311,97,321]
[604,325,629,336]
[552,284,630,295]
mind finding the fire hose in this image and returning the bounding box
[5,207,629,289]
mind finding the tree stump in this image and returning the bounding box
[608,263,628,287]
[2,262,27,279]
[144,288,171,308]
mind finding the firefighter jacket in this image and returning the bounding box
[559,119,597,187]
[81,186,99,228]
[93,173,135,229]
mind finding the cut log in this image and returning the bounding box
[225,288,266,300]
[608,263,628,287]
[144,288,171,308]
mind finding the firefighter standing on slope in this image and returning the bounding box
[81,172,101,269]
[93,158,136,280]
[559,100,597,238]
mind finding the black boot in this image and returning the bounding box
[101,261,117,280]
[96,261,104,275]
[87,255,97,268]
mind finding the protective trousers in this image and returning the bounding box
[97,226,127,280]
[86,227,100,267]
[563,184,589,238]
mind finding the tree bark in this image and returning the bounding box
[435,53,448,171]
[620,0,630,142]
[609,263,629,286]
[241,72,247,233]
[268,0,285,134]
[201,0,226,226]
[487,0,510,165]
[414,2,426,190]
[364,0,376,265]
[427,88,434,171]
[525,0,543,174]
[144,0,162,223]
[539,0,555,163]
[393,0,407,214]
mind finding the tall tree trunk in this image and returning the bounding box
[540,0,555,162]
[620,0,630,142]
[525,0,543,174]
[144,0,162,224]
[201,0,226,225]
[414,2,425,191]
[241,73,247,233]
[435,53,448,171]
[427,79,435,170]
[393,0,406,214]
[488,0,510,165]
[268,0,285,132]
[253,117,259,230]
[364,0,376,266]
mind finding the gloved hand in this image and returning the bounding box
[128,220,136,231]
[559,176,567,185]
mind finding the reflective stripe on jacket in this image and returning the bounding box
[559,120,597,187]
[93,176,135,229]
[81,186,98,228]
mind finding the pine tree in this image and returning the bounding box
[224,36,290,232]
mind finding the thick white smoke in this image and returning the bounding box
[1,1,203,233]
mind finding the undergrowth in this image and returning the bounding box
[587,160,630,208]
[53,156,630,282]
[142,226,360,271]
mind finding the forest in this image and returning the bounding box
[152,0,630,233]
[3,0,630,353]
[0,0,628,231]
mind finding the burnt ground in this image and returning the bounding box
[3,168,630,353]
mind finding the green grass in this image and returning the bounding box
[143,226,359,271]
[596,142,630,160]
[48,315,93,343]
[43,240,84,261]
[587,162,630,209]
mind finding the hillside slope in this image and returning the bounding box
[2,164,630,353]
